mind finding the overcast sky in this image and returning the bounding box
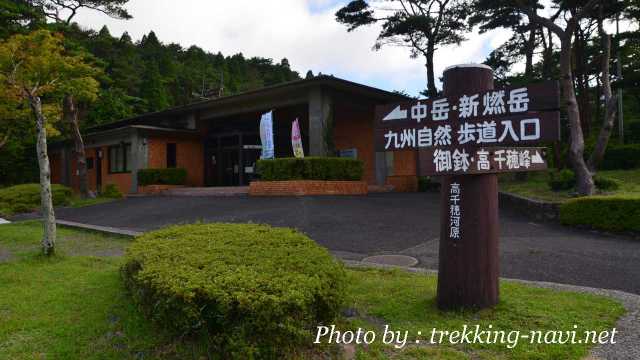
[72,0,519,96]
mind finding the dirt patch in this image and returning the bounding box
[0,247,13,263]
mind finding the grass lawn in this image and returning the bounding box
[0,222,625,359]
[499,169,640,202]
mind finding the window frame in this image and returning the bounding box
[108,143,132,174]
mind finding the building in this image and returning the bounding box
[50,75,420,194]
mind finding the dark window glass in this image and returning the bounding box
[167,143,177,168]
[86,157,94,170]
[108,144,131,173]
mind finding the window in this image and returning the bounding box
[86,157,94,170]
[109,143,131,173]
[166,143,177,168]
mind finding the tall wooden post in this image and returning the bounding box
[436,64,500,310]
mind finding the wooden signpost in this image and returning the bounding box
[374,64,560,310]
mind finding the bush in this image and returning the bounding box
[548,170,619,192]
[101,184,123,198]
[593,175,620,191]
[418,176,440,192]
[548,169,576,191]
[137,168,187,186]
[122,223,346,358]
[0,183,72,216]
[600,144,640,170]
[560,196,640,233]
[257,157,364,181]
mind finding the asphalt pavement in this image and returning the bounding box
[38,192,640,295]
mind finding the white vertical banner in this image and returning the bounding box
[259,111,274,159]
[291,118,304,158]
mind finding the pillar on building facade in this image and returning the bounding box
[308,88,333,157]
[129,129,148,193]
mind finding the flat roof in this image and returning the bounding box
[88,75,409,133]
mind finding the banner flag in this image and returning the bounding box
[259,111,274,159]
[291,118,304,158]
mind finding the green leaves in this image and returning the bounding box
[122,223,346,357]
[0,29,101,108]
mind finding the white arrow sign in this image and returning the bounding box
[531,151,544,164]
[382,105,408,121]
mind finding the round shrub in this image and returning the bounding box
[547,169,576,191]
[547,170,619,192]
[122,223,346,358]
[593,175,620,191]
[0,183,71,216]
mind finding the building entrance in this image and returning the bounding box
[204,132,261,186]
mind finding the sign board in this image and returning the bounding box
[419,147,548,176]
[374,80,560,127]
[339,148,358,159]
[375,111,560,151]
[374,80,560,175]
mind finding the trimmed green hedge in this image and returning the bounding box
[0,183,72,216]
[257,157,364,181]
[560,196,640,233]
[600,144,640,170]
[137,168,187,186]
[122,223,346,357]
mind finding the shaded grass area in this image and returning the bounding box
[499,169,640,202]
[345,269,624,359]
[0,222,626,359]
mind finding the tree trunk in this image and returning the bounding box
[63,95,92,199]
[524,26,536,78]
[573,28,591,136]
[559,36,595,195]
[588,26,617,172]
[425,47,438,97]
[29,94,56,256]
[542,27,554,79]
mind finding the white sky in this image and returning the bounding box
[71,0,546,96]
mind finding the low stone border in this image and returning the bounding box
[499,191,560,222]
[137,184,184,195]
[343,260,639,360]
[249,180,368,196]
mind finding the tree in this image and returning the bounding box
[0,30,99,255]
[516,0,602,195]
[336,0,470,97]
[470,0,542,79]
[30,0,131,24]
[587,5,620,170]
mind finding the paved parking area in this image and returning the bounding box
[46,192,640,294]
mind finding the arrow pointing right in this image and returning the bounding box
[531,151,544,164]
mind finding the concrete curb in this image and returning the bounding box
[343,260,640,360]
[56,220,142,237]
[499,191,561,222]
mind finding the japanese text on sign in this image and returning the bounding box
[449,183,461,240]
[381,87,532,125]
[420,147,548,176]
[382,118,542,151]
